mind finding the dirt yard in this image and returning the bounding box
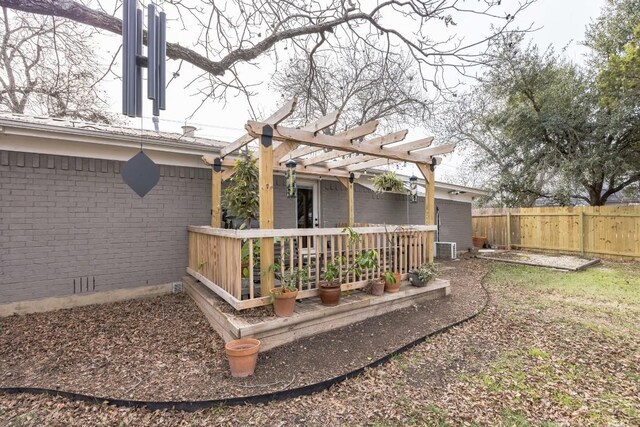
[0,259,485,401]
[1,258,638,426]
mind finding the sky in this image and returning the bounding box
[95,0,606,180]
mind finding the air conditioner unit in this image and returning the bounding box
[435,242,457,260]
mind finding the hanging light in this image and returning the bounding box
[285,159,297,198]
[409,175,418,203]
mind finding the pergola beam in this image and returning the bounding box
[203,154,360,179]
[272,110,341,162]
[279,120,379,164]
[302,129,409,167]
[246,122,431,164]
[219,97,297,158]
[346,143,455,171]
[326,132,423,169]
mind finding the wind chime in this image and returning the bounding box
[120,0,167,197]
[285,159,297,198]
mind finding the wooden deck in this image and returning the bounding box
[183,275,451,351]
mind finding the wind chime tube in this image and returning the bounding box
[121,0,129,115]
[126,0,137,117]
[135,7,143,117]
[158,11,167,111]
[147,3,157,100]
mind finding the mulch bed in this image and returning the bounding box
[2,258,638,426]
[0,258,486,402]
[478,250,600,271]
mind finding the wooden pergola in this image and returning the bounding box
[201,97,455,295]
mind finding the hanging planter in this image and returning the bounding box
[372,171,405,193]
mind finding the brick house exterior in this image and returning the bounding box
[0,115,485,309]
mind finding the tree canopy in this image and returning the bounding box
[0,0,534,113]
[442,27,640,206]
[0,7,114,122]
[271,42,428,134]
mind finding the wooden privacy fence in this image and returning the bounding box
[187,225,437,310]
[472,206,640,259]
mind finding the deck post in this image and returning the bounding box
[417,163,435,264]
[337,174,355,227]
[211,157,222,227]
[259,125,275,295]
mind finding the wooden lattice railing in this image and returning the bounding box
[187,225,436,310]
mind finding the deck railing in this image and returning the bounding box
[187,225,437,310]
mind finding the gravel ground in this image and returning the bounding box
[3,258,636,426]
[479,250,599,270]
[0,258,486,401]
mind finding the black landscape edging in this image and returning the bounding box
[1,280,490,412]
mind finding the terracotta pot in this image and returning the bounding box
[385,272,401,293]
[370,279,385,296]
[472,236,487,248]
[225,338,261,378]
[318,280,341,306]
[273,288,298,317]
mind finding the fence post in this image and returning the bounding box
[579,210,585,257]
[506,211,511,250]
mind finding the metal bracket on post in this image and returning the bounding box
[213,157,222,173]
[430,157,437,172]
[261,125,273,148]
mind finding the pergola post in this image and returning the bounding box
[259,125,275,295]
[210,157,222,227]
[337,174,355,227]
[418,163,436,264]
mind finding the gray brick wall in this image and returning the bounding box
[1,151,211,304]
[319,181,472,250]
[1,151,472,305]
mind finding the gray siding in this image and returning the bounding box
[274,175,297,229]
[1,151,210,304]
[319,181,473,250]
[435,199,473,251]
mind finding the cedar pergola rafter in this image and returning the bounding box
[245,122,439,165]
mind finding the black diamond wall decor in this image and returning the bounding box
[121,151,160,197]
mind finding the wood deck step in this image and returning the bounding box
[183,275,451,351]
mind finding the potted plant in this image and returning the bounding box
[318,257,344,306]
[268,263,308,317]
[381,225,401,293]
[383,270,401,293]
[240,239,260,297]
[224,338,261,377]
[352,249,384,296]
[372,171,405,193]
[344,227,385,295]
[408,263,438,287]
